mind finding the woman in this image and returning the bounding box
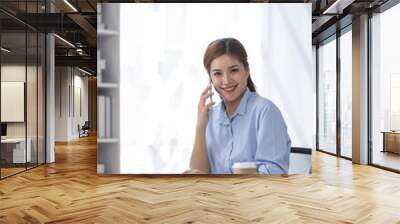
[185,38,291,174]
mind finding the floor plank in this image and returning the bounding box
[1,135,400,223]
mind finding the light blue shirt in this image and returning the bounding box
[206,88,291,174]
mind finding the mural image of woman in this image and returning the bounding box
[184,38,291,174]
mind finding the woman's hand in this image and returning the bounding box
[197,84,215,129]
[188,85,213,174]
[183,169,208,174]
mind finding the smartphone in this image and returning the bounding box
[209,78,214,104]
[208,78,220,105]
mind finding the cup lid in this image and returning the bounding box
[232,162,257,169]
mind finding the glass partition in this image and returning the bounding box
[28,0,39,170]
[27,30,38,169]
[38,32,45,165]
[0,1,46,179]
[1,31,28,178]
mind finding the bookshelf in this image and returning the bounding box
[98,82,119,89]
[97,3,120,174]
[97,138,119,143]
[98,29,119,36]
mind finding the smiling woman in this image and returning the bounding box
[186,38,292,174]
[119,3,313,174]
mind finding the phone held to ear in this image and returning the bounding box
[209,78,214,104]
[207,79,221,106]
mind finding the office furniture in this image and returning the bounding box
[97,4,121,173]
[1,123,7,137]
[382,131,400,154]
[0,138,32,165]
[79,121,90,138]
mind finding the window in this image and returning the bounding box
[340,28,352,158]
[318,36,337,154]
[371,3,400,171]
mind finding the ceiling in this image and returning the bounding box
[0,0,97,73]
[0,0,394,74]
[311,0,390,44]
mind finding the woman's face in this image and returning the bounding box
[209,54,249,105]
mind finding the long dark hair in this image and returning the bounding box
[203,38,256,92]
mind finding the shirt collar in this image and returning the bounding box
[217,87,252,125]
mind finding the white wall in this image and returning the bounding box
[1,65,36,137]
[1,65,26,140]
[119,3,313,174]
[72,73,89,138]
[55,67,89,141]
[55,67,69,141]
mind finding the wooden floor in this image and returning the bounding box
[1,135,400,223]
[1,167,26,178]
[1,163,45,178]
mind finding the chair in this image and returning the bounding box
[288,147,312,174]
[78,121,90,138]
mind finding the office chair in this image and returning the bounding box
[79,121,90,138]
[288,147,312,174]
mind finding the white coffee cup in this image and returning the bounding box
[232,162,258,174]
[97,163,105,174]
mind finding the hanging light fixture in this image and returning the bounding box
[1,47,11,53]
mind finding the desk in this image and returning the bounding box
[381,131,400,154]
[1,138,31,163]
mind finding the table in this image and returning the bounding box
[381,131,400,154]
[1,138,32,164]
